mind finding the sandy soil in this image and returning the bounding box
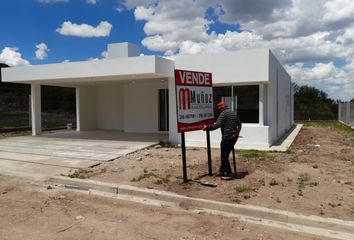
[0,176,325,240]
[76,123,354,220]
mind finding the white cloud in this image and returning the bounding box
[56,21,112,37]
[101,51,108,59]
[286,62,354,101]
[86,0,97,4]
[35,43,49,60]
[0,47,30,67]
[38,0,69,3]
[123,0,354,100]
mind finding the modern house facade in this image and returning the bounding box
[1,42,293,149]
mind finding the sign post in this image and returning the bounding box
[175,69,214,182]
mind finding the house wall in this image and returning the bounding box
[78,80,168,133]
[97,84,124,130]
[174,48,270,84]
[77,85,98,130]
[268,51,293,144]
[170,48,273,148]
[124,80,168,133]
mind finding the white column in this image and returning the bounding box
[259,83,264,126]
[168,77,179,144]
[31,84,41,136]
[76,87,81,132]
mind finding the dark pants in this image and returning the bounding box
[219,137,237,174]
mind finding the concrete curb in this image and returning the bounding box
[50,176,354,240]
[269,124,303,152]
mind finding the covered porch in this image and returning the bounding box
[2,52,175,142]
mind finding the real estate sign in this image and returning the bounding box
[175,69,214,133]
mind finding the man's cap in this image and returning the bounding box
[217,101,226,109]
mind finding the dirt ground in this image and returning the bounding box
[0,176,325,240]
[75,122,354,220]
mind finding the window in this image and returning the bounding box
[213,85,259,123]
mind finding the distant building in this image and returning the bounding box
[1,42,293,149]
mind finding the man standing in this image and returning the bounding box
[203,102,242,180]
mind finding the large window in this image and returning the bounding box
[213,85,259,123]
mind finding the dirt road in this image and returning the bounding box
[0,176,328,240]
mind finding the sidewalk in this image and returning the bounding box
[50,176,354,240]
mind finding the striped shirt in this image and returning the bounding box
[208,109,241,140]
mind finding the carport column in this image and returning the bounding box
[168,76,179,144]
[76,87,81,132]
[259,83,264,126]
[31,84,42,136]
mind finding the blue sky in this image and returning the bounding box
[0,0,146,63]
[1,0,354,101]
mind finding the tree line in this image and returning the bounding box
[293,83,342,120]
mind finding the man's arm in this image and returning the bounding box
[203,112,226,131]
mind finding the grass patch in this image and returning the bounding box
[158,141,180,148]
[234,185,250,193]
[238,150,268,158]
[154,175,171,185]
[300,121,354,138]
[131,169,171,185]
[297,173,319,196]
[68,170,87,179]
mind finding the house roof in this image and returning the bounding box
[1,55,174,87]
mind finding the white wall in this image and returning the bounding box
[78,86,98,130]
[97,84,124,130]
[124,80,168,133]
[174,48,270,84]
[170,49,273,148]
[268,51,292,144]
[183,124,270,149]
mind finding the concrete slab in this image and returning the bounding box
[0,131,164,179]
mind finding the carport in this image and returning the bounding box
[2,43,174,143]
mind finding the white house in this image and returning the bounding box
[1,42,293,150]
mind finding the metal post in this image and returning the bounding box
[181,132,188,183]
[206,130,212,176]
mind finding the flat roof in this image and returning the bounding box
[2,55,174,86]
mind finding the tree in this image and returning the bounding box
[294,84,338,120]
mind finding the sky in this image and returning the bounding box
[0,0,354,101]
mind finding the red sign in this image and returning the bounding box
[175,69,214,133]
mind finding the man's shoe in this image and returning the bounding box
[220,172,234,180]
[216,171,226,177]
